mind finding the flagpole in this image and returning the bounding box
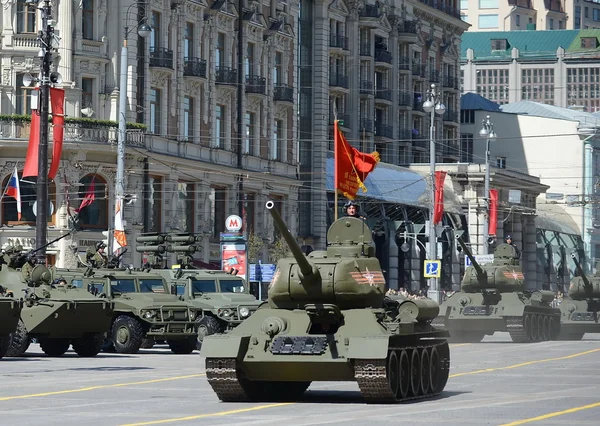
[333,106,338,222]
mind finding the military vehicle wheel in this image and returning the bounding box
[39,338,71,357]
[420,348,430,395]
[409,349,421,396]
[167,337,196,354]
[429,346,440,393]
[6,319,30,357]
[140,338,155,349]
[397,349,410,399]
[542,316,550,341]
[387,351,400,398]
[535,315,544,341]
[112,315,144,354]
[435,343,450,393]
[0,334,11,359]
[72,332,104,357]
[524,315,533,342]
[196,316,222,349]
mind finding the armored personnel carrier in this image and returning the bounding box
[0,237,114,357]
[433,236,561,343]
[136,235,262,348]
[201,201,450,403]
[556,254,600,340]
[56,264,199,354]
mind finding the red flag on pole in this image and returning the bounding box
[74,178,96,213]
[334,120,380,200]
[48,87,65,180]
[22,89,40,179]
[489,189,499,236]
[433,170,447,224]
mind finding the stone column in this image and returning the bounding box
[523,214,538,290]
[387,223,399,290]
[346,7,360,142]
[388,15,400,163]
[56,0,74,84]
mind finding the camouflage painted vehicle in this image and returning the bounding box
[136,235,262,348]
[0,242,114,357]
[0,285,23,359]
[201,201,450,403]
[433,236,561,343]
[55,266,199,354]
[556,254,600,340]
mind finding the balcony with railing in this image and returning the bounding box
[246,75,266,95]
[359,118,374,133]
[398,90,412,107]
[412,63,426,78]
[441,142,460,157]
[417,0,461,19]
[375,122,394,139]
[360,80,373,95]
[429,70,440,83]
[329,72,349,89]
[398,56,410,71]
[150,47,174,69]
[215,66,237,85]
[412,134,429,150]
[399,20,418,34]
[274,84,294,102]
[330,34,349,50]
[359,4,381,18]
[360,42,371,56]
[443,109,459,123]
[183,57,207,78]
[443,74,459,89]
[374,48,393,65]
[375,88,392,102]
[398,128,412,142]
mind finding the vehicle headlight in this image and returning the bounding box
[142,310,157,319]
[239,307,250,318]
[219,308,233,318]
[189,310,197,320]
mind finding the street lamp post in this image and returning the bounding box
[422,83,445,304]
[479,115,497,255]
[115,2,151,251]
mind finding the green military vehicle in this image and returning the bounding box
[433,236,561,343]
[136,235,262,349]
[555,253,600,340]
[0,236,115,357]
[56,264,199,354]
[0,285,23,359]
[201,201,450,403]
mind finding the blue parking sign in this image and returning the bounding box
[424,260,441,278]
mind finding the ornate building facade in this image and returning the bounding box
[0,0,300,267]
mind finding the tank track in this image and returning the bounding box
[354,340,449,403]
[206,340,450,404]
[506,313,560,343]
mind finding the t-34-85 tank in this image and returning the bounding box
[201,201,450,403]
[434,236,561,343]
[556,253,600,340]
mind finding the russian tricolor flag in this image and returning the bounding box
[3,167,22,221]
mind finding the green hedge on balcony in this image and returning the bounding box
[0,114,147,131]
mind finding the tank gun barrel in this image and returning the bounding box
[456,235,488,285]
[266,200,314,278]
[571,252,593,297]
[136,235,166,244]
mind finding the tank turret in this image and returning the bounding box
[568,253,600,299]
[456,236,488,287]
[266,200,384,310]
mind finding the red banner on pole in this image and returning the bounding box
[48,87,65,180]
[334,120,380,200]
[433,170,447,224]
[22,89,40,179]
[489,189,499,236]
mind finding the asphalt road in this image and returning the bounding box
[1,333,599,426]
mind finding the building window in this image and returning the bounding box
[15,73,33,115]
[274,52,283,85]
[150,11,161,50]
[214,104,224,147]
[496,157,506,169]
[460,110,475,124]
[149,88,161,134]
[76,174,107,229]
[184,22,194,58]
[476,69,509,104]
[478,14,499,29]
[460,134,473,163]
[82,0,94,40]
[216,33,225,66]
[175,182,194,233]
[244,112,255,154]
[2,172,56,225]
[272,119,283,160]
[17,0,36,33]
[521,69,554,103]
[183,96,193,141]
[515,14,520,26]
[244,193,255,234]
[81,78,94,109]
[478,0,498,8]
[148,176,162,233]
[246,43,255,76]
[211,187,227,239]
[460,0,468,9]
[595,9,600,22]
[567,68,600,112]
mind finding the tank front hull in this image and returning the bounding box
[557,299,600,338]
[0,299,22,335]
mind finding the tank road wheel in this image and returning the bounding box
[167,337,197,354]
[523,315,532,342]
[111,315,144,354]
[436,342,450,393]
[409,349,421,396]
[535,315,544,342]
[0,334,11,359]
[6,319,31,357]
[196,316,223,350]
[420,348,431,395]
[72,332,104,357]
[397,350,410,400]
[39,338,71,357]
[542,316,550,341]
[387,351,400,399]
[429,346,440,394]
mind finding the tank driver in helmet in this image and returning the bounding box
[343,200,366,220]
[89,242,109,268]
[504,235,521,260]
